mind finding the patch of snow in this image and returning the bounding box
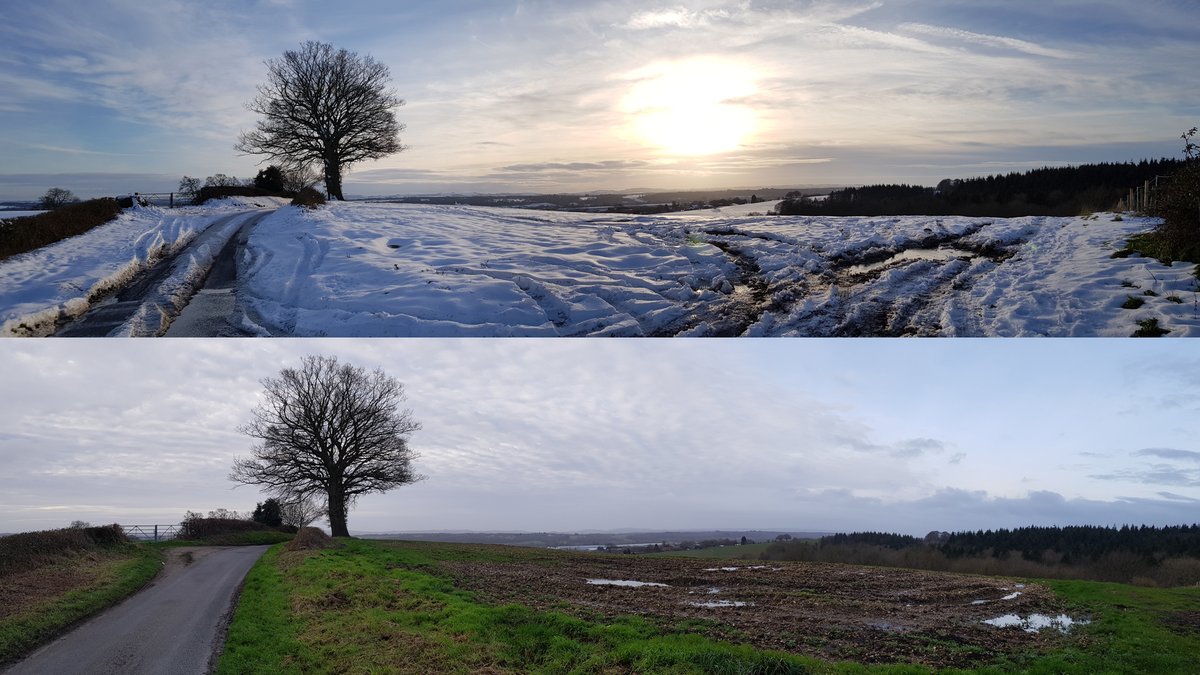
[983,613,1090,633]
[690,600,751,608]
[586,578,668,587]
[1001,592,1022,601]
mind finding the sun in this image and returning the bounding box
[621,57,758,156]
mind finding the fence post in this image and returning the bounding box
[154,525,159,542]
[169,193,174,209]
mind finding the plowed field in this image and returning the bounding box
[441,551,1085,668]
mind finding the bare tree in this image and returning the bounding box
[279,493,325,529]
[235,41,405,201]
[204,173,240,188]
[177,176,202,200]
[231,355,422,537]
[279,162,322,194]
[39,187,79,209]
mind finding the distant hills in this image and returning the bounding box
[356,529,832,547]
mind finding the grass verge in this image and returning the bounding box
[219,539,1200,674]
[1116,231,1200,267]
[0,544,161,665]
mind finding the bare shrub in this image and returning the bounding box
[284,527,337,551]
[290,186,326,209]
[0,525,128,576]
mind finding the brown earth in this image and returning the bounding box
[440,552,1086,668]
[0,554,128,620]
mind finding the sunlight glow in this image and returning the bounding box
[621,57,759,156]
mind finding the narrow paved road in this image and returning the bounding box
[4,546,268,675]
[165,212,270,337]
[55,210,266,337]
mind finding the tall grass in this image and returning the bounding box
[0,529,161,665]
[0,198,122,261]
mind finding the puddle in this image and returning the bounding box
[586,578,668,587]
[703,567,741,572]
[847,247,978,276]
[1001,592,1022,600]
[690,600,752,608]
[982,613,1090,633]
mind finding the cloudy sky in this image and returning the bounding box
[1,0,1196,200]
[2,339,1197,536]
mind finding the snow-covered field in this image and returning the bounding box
[0,197,285,336]
[235,202,1199,337]
[2,199,1195,337]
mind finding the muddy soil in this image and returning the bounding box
[441,554,1082,668]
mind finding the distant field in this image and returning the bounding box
[648,542,773,559]
[220,538,1200,673]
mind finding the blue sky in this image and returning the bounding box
[0,0,1197,200]
[1,339,1197,535]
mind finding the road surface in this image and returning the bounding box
[165,212,271,337]
[3,546,268,675]
[55,210,269,337]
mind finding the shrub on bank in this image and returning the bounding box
[0,525,129,575]
[290,186,326,209]
[0,198,122,261]
[193,185,281,205]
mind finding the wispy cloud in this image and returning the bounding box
[899,22,1075,59]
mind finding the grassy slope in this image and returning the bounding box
[219,539,1200,675]
[0,545,161,665]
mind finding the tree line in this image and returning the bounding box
[761,524,1200,587]
[778,158,1189,217]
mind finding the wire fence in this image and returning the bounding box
[1122,175,1172,212]
[124,192,190,208]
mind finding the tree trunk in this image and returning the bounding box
[324,154,344,201]
[327,486,349,537]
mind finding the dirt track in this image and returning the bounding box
[442,553,1085,668]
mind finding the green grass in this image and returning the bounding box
[1006,579,1200,675]
[647,542,775,559]
[219,539,1200,674]
[1117,230,1200,267]
[0,545,161,665]
[1132,318,1170,337]
[1120,296,1145,310]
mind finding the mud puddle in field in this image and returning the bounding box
[440,553,1082,669]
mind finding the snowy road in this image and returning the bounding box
[164,212,273,337]
[0,197,288,337]
[55,211,266,337]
